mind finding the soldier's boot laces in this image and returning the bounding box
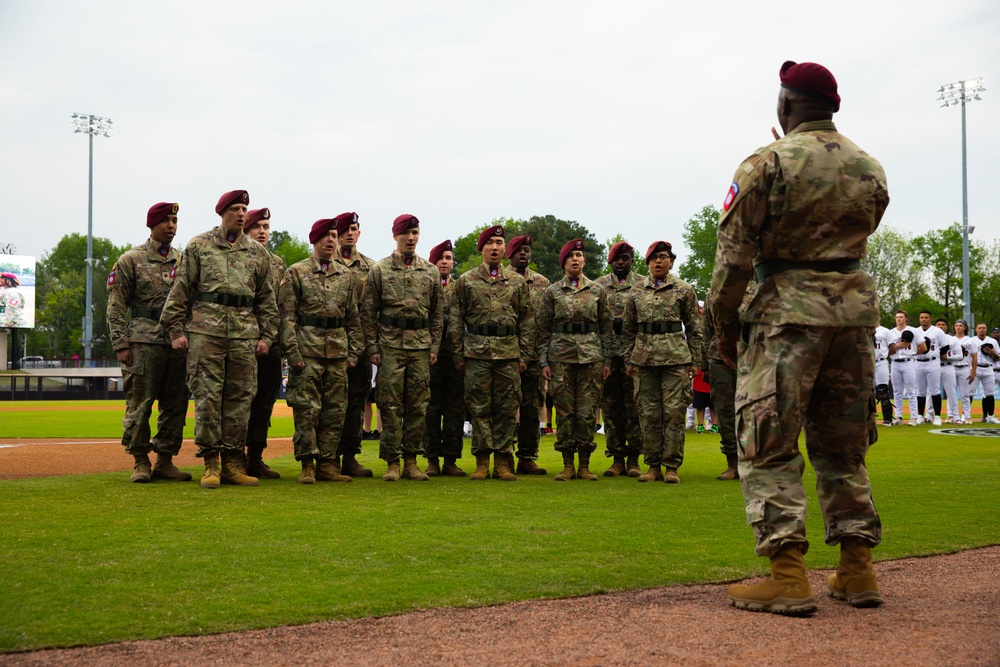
[516,458,547,475]
[442,457,467,476]
[493,453,517,482]
[220,451,259,486]
[246,446,280,479]
[470,453,491,481]
[383,459,402,482]
[316,458,352,483]
[625,453,642,477]
[827,537,883,608]
[298,459,316,485]
[603,457,626,477]
[728,544,817,616]
[341,454,374,478]
[576,451,599,481]
[152,453,192,481]
[403,454,430,481]
[200,453,221,489]
[425,457,441,477]
[130,454,152,484]
[553,451,576,482]
[637,464,663,483]
[717,453,739,481]
[663,467,680,484]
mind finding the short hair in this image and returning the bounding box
[935,317,947,325]
[895,309,908,317]
[920,309,932,317]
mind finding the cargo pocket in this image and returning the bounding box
[745,497,766,527]
[735,350,778,461]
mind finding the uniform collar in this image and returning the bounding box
[145,237,174,260]
[214,225,246,248]
[787,119,837,135]
[478,263,507,280]
[312,254,339,274]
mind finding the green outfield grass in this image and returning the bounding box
[1,404,998,652]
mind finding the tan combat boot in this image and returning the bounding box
[637,464,663,482]
[201,452,221,489]
[625,453,641,477]
[316,458,352,482]
[402,454,429,481]
[717,453,739,481]
[130,454,152,483]
[246,446,281,479]
[442,457,467,476]
[827,537,883,608]
[663,467,680,484]
[516,458,547,475]
[341,453,374,478]
[577,451,598,481]
[603,457,626,477]
[151,452,192,481]
[728,544,817,616]
[425,457,441,477]
[383,459,401,482]
[220,450,259,486]
[469,453,491,480]
[553,451,576,481]
[298,459,316,484]
[493,453,517,482]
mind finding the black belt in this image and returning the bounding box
[613,319,624,335]
[130,306,162,320]
[916,359,933,362]
[379,313,429,330]
[755,258,861,282]
[468,324,517,336]
[554,322,598,334]
[299,315,346,329]
[198,292,253,307]
[892,358,910,362]
[979,364,993,368]
[637,321,683,334]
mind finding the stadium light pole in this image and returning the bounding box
[70,113,114,364]
[937,78,985,327]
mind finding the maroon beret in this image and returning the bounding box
[780,60,840,112]
[505,235,532,258]
[392,213,419,235]
[309,219,336,244]
[560,238,585,268]
[645,240,676,264]
[1,272,19,286]
[334,212,359,236]
[244,208,270,231]
[428,240,453,265]
[215,190,249,215]
[146,202,178,228]
[607,241,634,264]
[478,224,506,251]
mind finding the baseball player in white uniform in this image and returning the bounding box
[953,320,979,424]
[873,325,892,426]
[934,318,964,423]
[886,310,927,425]
[914,310,948,425]
[971,323,998,423]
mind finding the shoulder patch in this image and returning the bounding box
[722,182,739,211]
[107,268,117,286]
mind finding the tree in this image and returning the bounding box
[974,239,1000,329]
[861,226,914,324]
[910,223,986,323]
[678,205,720,298]
[272,234,311,268]
[266,230,294,254]
[603,233,648,276]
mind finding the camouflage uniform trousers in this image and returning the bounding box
[338,359,372,458]
[425,358,465,460]
[120,342,189,456]
[601,357,642,459]
[516,364,544,461]
[246,345,283,451]
[708,358,737,457]
[376,348,430,462]
[736,323,882,558]
[286,357,348,461]
[634,365,691,469]
[550,361,603,454]
[465,358,521,456]
[186,332,257,458]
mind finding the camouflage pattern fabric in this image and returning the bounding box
[601,357,642,458]
[514,266,549,459]
[360,251,443,358]
[535,275,614,366]
[337,247,376,455]
[286,357,348,461]
[464,358,521,455]
[186,332,257,457]
[426,277,464,460]
[119,343,188,456]
[634,365,692,468]
[376,348,430,461]
[246,249,288,451]
[549,361,603,454]
[595,270,642,358]
[621,274,703,368]
[0,288,27,327]
[107,238,181,349]
[707,358,737,457]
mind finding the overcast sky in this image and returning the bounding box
[1,0,997,273]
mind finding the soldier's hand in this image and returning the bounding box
[455,360,466,372]
[718,335,738,371]
[370,353,382,367]
[116,349,133,366]
[347,358,357,369]
[291,360,305,370]
[541,365,552,381]
[172,335,189,351]
[429,352,438,365]
[255,340,270,357]
[625,364,636,378]
[518,362,527,373]
[602,365,611,380]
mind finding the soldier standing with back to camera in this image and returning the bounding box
[711,61,889,615]
[107,202,191,483]
[160,190,278,489]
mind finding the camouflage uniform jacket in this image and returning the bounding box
[516,267,549,361]
[709,120,889,341]
[360,250,444,357]
[536,275,614,366]
[622,274,703,368]
[0,288,27,328]
[336,247,375,304]
[266,249,287,349]
[107,238,182,350]
[449,263,535,364]
[595,270,642,359]
[160,226,278,344]
[278,254,363,365]
[438,276,457,359]
[703,281,757,363]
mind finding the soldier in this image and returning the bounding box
[359,214,444,481]
[279,217,364,484]
[243,207,286,478]
[536,239,613,482]
[595,241,644,477]
[106,202,191,483]
[425,239,467,477]
[0,272,28,328]
[710,61,889,615]
[621,241,702,485]
[160,190,278,489]
[335,212,376,477]
[451,226,535,481]
[506,234,550,474]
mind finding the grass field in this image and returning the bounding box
[1,401,998,652]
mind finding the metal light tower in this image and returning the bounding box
[937,78,985,327]
[70,113,113,363]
